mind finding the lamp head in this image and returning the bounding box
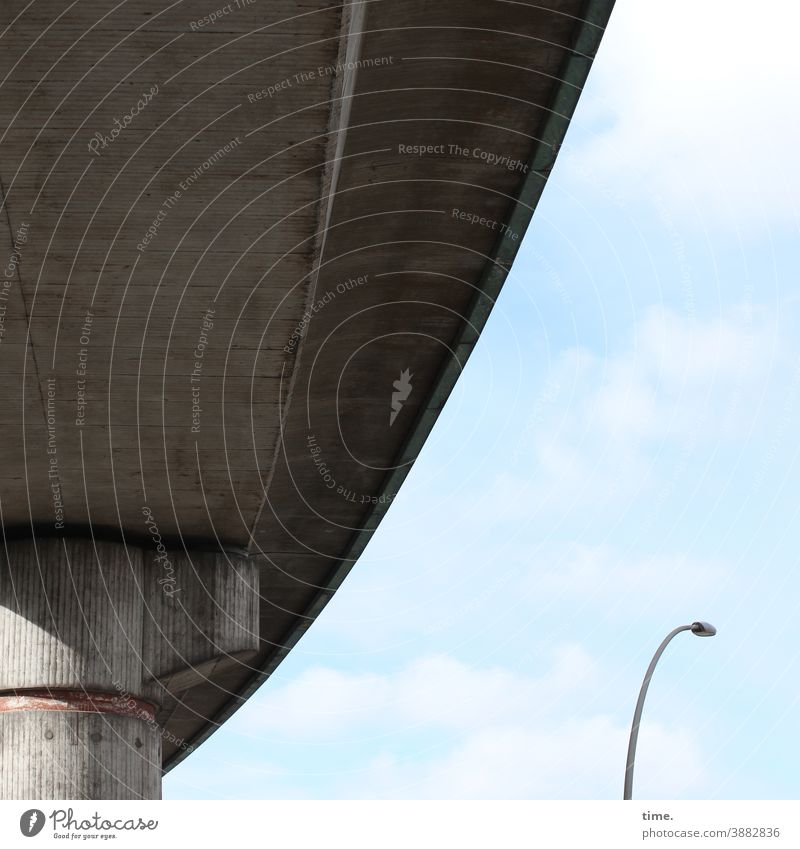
[690,621,716,637]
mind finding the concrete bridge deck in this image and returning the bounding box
[0,0,614,797]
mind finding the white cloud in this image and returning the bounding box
[168,715,707,800]
[167,759,300,801]
[638,303,772,386]
[224,647,708,799]
[584,302,775,442]
[349,717,706,800]
[530,543,726,612]
[516,300,782,514]
[243,646,597,741]
[567,0,800,227]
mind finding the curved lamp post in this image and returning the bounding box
[624,621,716,800]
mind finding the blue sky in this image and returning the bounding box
[167,0,800,799]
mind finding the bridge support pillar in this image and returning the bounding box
[0,539,161,799]
[0,537,259,800]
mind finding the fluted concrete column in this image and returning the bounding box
[0,538,260,800]
[0,711,161,800]
[0,539,160,799]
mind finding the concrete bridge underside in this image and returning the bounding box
[0,0,614,797]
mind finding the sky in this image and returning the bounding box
[166,0,800,800]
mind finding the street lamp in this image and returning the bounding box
[624,621,716,800]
